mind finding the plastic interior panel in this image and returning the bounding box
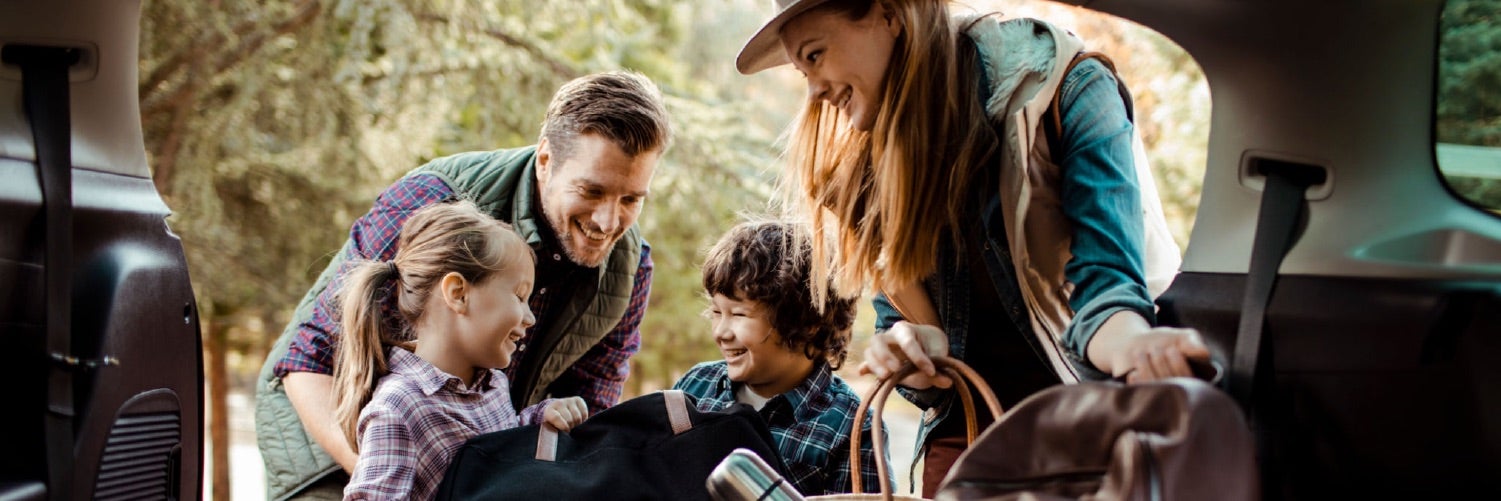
[1079,0,1501,280]
[0,0,149,178]
[1156,272,1501,497]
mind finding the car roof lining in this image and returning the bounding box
[1064,0,1501,279]
[0,0,150,180]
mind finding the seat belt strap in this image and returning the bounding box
[1231,161,1324,407]
[6,44,81,500]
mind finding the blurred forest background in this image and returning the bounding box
[136,0,1214,497]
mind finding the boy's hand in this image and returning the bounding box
[544,397,588,431]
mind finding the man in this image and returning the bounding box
[254,71,672,500]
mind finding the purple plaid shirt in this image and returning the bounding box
[274,173,651,414]
[344,348,549,500]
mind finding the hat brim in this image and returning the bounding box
[735,0,831,75]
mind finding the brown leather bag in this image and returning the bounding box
[934,376,1259,501]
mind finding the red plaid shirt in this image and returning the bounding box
[274,173,651,413]
[344,348,549,500]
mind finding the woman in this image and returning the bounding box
[736,0,1212,494]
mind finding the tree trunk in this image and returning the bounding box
[206,317,231,500]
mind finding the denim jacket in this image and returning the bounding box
[873,16,1165,457]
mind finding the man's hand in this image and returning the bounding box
[283,372,358,472]
[857,321,953,389]
[544,396,589,431]
[1087,311,1211,383]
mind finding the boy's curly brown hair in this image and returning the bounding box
[702,219,858,369]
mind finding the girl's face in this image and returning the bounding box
[454,260,536,372]
[709,293,814,397]
[780,2,901,132]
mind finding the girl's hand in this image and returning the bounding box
[857,321,953,389]
[544,397,588,431]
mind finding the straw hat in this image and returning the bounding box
[735,0,834,75]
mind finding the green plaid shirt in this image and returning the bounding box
[673,361,890,495]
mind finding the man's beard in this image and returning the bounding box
[546,209,613,268]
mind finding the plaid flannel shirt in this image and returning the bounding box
[344,348,549,500]
[273,173,651,413]
[672,361,890,496]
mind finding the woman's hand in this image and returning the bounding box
[1087,311,1211,383]
[858,321,954,389]
[544,396,589,431]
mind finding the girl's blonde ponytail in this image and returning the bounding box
[332,261,403,453]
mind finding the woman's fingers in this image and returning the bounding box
[863,340,900,379]
[1162,345,1192,378]
[897,333,935,376]
[1122,327,1213,383]
[862,322,953,389]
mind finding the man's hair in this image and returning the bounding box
[702,219,857,368]
[539,71,673,164]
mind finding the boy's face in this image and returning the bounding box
[709,292,816,397]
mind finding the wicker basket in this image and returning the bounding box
[808,356,1005,501]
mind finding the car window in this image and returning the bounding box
[1437,0,1501,214]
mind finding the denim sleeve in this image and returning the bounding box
[872,292,904,333]
[1054,58,1156,376]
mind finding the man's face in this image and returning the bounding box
[536,132,659,267]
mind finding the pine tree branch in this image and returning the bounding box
[141,0,321,116]
[413,12,581,80]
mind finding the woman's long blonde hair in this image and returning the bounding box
[779,0,995,304]
[331,200,532,452]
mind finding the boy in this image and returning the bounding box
[673,220,890,496]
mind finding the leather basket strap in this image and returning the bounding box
[536,423,559,461]
[850,356,1004,498]
[664,389,693,435]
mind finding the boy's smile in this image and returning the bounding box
[709,292,816,398]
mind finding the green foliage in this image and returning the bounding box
[1438,0,1501,212]
[1439,0,1501,146]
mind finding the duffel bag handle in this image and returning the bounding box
[536,390,694,461]
[850,356,1003,498]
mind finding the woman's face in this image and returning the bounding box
[780,3,901,132]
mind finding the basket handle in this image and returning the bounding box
[850,356,1004,499]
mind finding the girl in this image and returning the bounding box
[734,0,1210,493]
[333,201,588,500]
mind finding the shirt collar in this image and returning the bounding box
[386,347,499,396]
[778,361,834,414]
[528,186,588,286]
[715,360,835,415]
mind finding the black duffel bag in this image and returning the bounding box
[435,390,791,500]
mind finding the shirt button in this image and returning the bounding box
[553,253,562,261]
